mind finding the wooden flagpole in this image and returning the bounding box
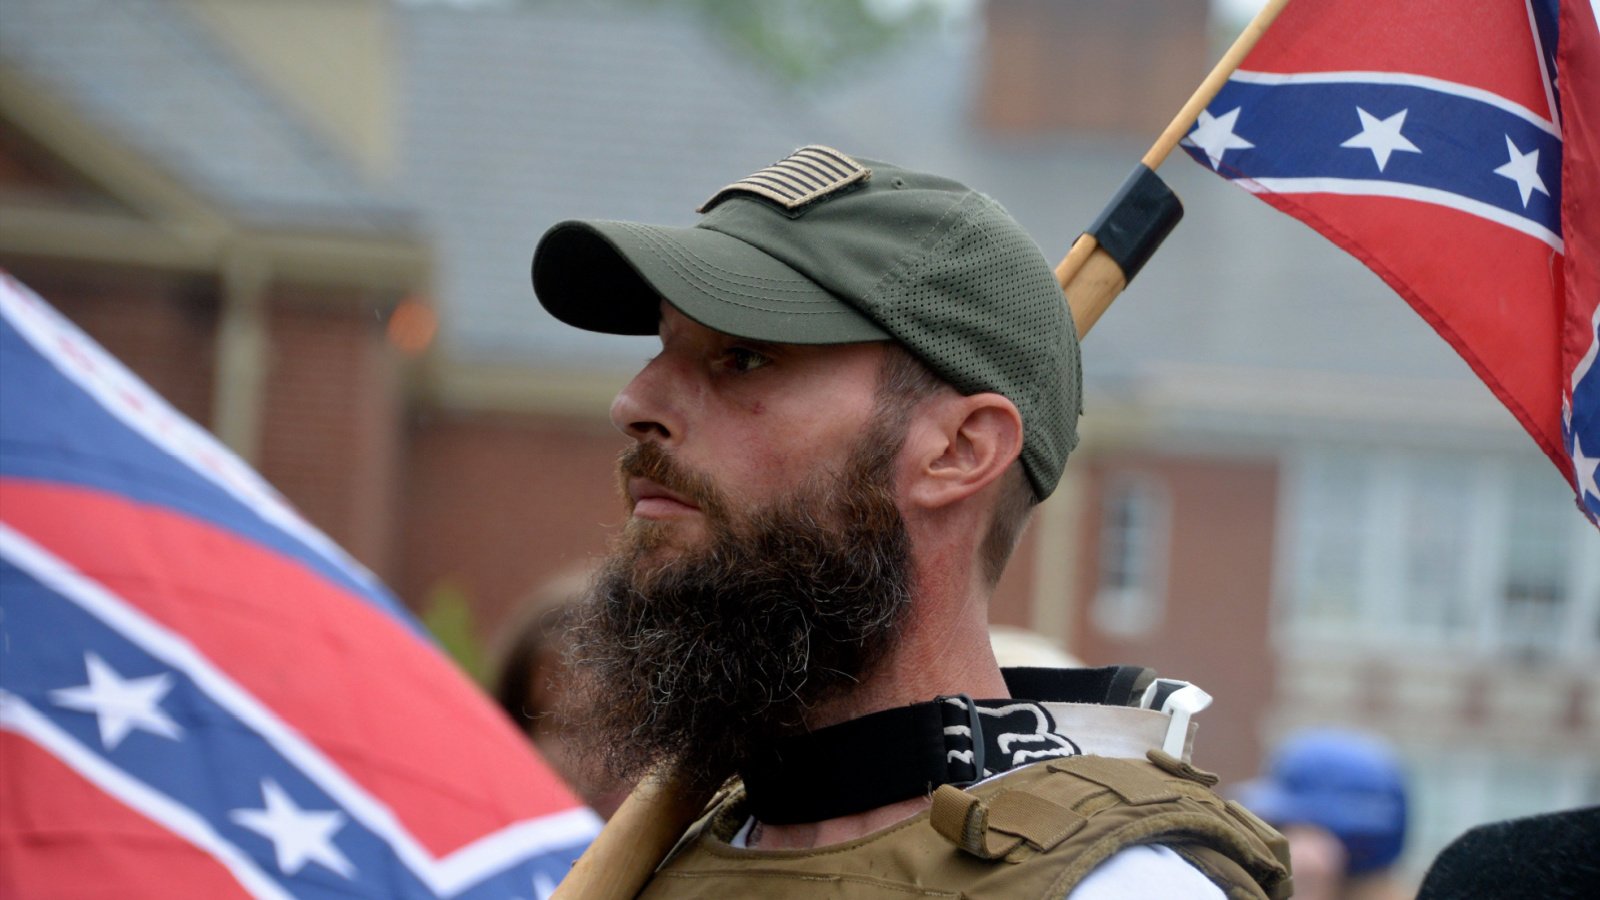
[550,772,711,900]
[1058,0,1293,337]
[551,3,1296,898]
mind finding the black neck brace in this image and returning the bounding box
[738,665,1156,826]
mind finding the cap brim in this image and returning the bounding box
[532,220,890,344]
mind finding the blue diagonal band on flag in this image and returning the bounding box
[1,559,436,898]
[1189,77,1562,241]
[0,525,590,898]
[1,550,451,890]
[1530,0,1562,119]
[1566,309,1600,519]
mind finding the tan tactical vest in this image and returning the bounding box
[639,750,1292,900]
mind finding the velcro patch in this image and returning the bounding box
[698,145,870,213]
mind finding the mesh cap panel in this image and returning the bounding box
[865,194,1080,497]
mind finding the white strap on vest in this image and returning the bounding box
[1038,679,1213,763]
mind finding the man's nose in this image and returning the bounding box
[609,355,683,442]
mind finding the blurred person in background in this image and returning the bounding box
[528,146,1289,898]
[487,568,631,818]
[1237,729,1411,900]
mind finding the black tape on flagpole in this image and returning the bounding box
[1086,164,1184,284]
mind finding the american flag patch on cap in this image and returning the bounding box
[699,145,870,213]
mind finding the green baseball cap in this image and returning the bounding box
[531,145,1081,499]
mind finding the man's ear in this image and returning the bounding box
[904,393,1024,511]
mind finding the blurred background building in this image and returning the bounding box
[2,0,1595,879]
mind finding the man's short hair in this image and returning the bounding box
[876,346,1037,585]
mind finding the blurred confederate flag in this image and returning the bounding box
[0,274,598,898]
[1183,0,1600,523]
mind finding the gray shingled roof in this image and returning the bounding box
[398,3,857,362]
[0,0,412,234]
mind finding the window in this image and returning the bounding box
[1398,457,1475,634]
[1405,747,1600,877]
[1282,449,1600,656]
[1498,465,1579,657]
[1092,476,1169,637]
[1293,453,1368,628]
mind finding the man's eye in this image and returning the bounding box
[721,347,771,373]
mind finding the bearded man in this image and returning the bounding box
[531,146,1289,899]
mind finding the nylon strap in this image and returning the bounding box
[739,666,1195,825]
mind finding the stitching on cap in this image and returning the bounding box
[861,191,976,304]
[623,226,835,304]
[619,224,824,297]
[621,223,849,307]
[622,225,865,317]
[890,202,1005,394]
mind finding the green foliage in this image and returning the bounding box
[421,580,487,684]
[561,0,946,82]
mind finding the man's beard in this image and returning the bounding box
[563,428,914,792]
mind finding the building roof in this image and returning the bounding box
[398,3,855,363]
[0,0,412,234]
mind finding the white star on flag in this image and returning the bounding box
[229,779,356,878]
[1493,135,1550,207]
[1185,107,1255,170]
[1340,107,1422,172]
[1574,435,1600,505]
[50,652,183,750]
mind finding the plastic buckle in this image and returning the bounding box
[1140,679,1214,759]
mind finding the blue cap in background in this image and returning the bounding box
[1236,728,1408,874]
